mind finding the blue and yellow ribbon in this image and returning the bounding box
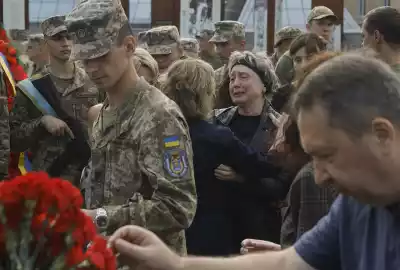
[0,52,16,96]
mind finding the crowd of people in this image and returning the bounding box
[1,0,400,269]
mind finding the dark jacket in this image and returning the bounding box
[188,119,281,208]
[186,119,281,256]
[210,103,293,246]
[212,104,291,202]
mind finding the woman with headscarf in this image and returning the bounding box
[211,51,292,249]
[241,51,341,254]
[162,58,282,256]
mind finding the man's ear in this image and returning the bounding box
[371,117,396,156]
[123,35,136,55]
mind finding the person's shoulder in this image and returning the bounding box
[29,71,50,82]
[215,64,227,74]
[277,52,292,65]
[210,106,235,121]
[139,81,186,122]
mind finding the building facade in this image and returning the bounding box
[1,0,398,51]
[345,0,400,25]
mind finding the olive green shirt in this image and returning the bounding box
[275,51,294,86]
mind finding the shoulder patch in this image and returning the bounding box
[162,136,189,178]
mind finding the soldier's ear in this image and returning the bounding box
[122,35,136,55]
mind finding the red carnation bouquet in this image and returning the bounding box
[0,172,116,269]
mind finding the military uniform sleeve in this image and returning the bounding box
[9,88,47,152]
[0,70,10,179]
[104,107,197,234]
[275,52,295,86]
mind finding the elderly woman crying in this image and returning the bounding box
[212,51,292,248]
[162,58,283,256]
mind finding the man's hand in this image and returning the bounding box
[40,115,74,138]
[240,239,282,254]
[214,164,243,182]
[108,225,181,270]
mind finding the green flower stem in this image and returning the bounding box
[19,200,36,266]
[0,204,23,270]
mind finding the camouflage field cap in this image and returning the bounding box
[195,29,214,40]
[145,25,180,55]
[210,21,245,43]
[65,0,128,60]
[307,6,338,23]
[41,15,67,37]
[8,29,29,41]
[274,26,302,47]
[137,31,147,42]
[181,38,199,54]
[27,33,45,45]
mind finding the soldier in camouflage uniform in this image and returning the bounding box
[10,15,98,186]
[25,33,49,77]
[210,21,246,108]
[65,0,196,255]
[8,29,31,74]
[195,29,223,69]
[180,38,200,58]
[275,6,337,86]
[144,26,185,88]
[0,62,10,180]
[137,31,148,49]
[270,26,302,66]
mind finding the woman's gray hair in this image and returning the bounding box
[228,50,280,93]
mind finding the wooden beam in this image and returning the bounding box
[25,0,29,29]
[151,0,180,28]
[0,0,3,25]
[266,0,275,54]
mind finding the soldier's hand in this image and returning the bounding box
[40,115,75,139]
[240,239,281,254]
[108,225,181,270]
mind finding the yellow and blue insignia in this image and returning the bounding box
[163,136,188,178]
[164,135,180,148]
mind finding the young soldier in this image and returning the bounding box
[209,21,245,108]
[275,6,337,85]
[195,29,223,69]
[65,0,196,255]
[10,15,97,186]
[180,38,200,58]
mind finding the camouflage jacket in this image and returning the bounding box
[154,72,167,90]
[270,52,279,67]
[199,50,223,70]
[275,51,295,86]
[10,65,98,185]
[214,64,233,108]
[0,67,9,179]
[29,63,48,78]
[86,78,197,255]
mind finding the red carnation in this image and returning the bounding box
[0,172,117,269]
